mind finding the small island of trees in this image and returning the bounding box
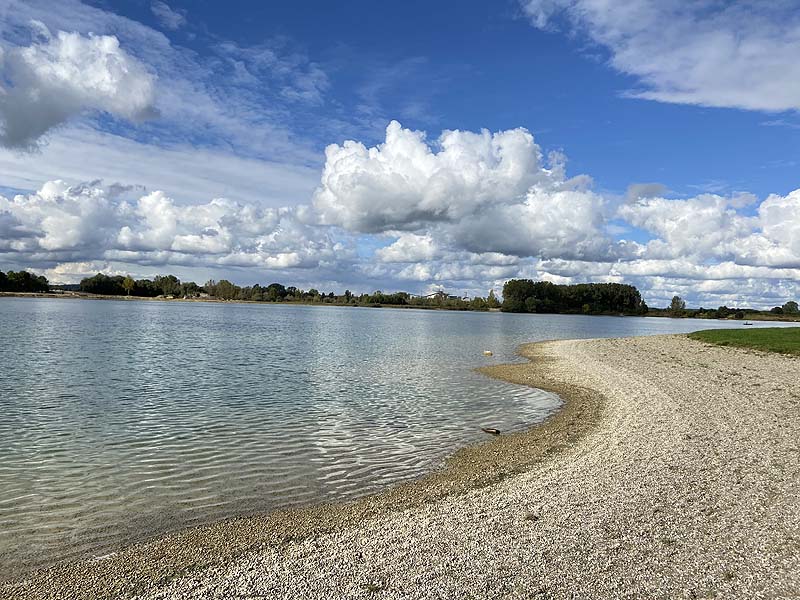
[501,279,648,315]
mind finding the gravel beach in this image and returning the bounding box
[5,334,799,599]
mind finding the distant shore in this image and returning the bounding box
[0,291,498,312]
[3,291,799,321]
[4,334,798,599]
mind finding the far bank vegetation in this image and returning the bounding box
[2,270,799,321]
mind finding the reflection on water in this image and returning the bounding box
[0,298,792,576]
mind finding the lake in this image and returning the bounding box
[0,297,793,577]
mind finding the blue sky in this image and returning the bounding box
[1,0,800,307]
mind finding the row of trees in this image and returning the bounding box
[667,296,800,319]
[12,270,798,319]
[501,280,648,315]
[75,274,504,310]
[79,273,201,298]
[203,279,502,310]
[769,301,799,315]
[0,270,49,293]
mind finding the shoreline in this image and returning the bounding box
[0,291,493,313]
[5,334,799,598]
[1,342,604,600]
[4,291,799,322]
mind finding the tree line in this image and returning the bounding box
[501,279,649,315]
[0,270,49,293]
[198,280,504,310]
[76,273,503,310]
[4,269,799,320]
[661,295,800,320]
[78,273,200,298]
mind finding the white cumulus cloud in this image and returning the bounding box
[619,188,800,270]
[313,120,613,262]
[449,185,610,259]
[618,192,755,261]
[375,233,440,263]
[0,180,348,273]
[0,25,157,149]
[751,190,800,267]
[314,120,553,232]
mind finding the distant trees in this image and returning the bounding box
[154,274,181,297]
[216,280,238,300]
[192,279,488,309]
[501,280,648,315]
[22,267,800,321]
[361,290,410,305]
[80,273,125,295]
[80,273,202,298]
[0,270,49,293]
[266,283,288,301]
[123,276,135,296]
[470,296,487,310]
[204,279,238,300]
[180,281,201,297]
[132,279,160,297]
[669,295,686,317]
[486,289,501,309]
[501,280,544,313]
[768,301,799,316]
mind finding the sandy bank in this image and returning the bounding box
[5,335,799,599]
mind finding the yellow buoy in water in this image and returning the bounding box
[483,350,493,356]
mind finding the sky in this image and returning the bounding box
[0,0,799,307]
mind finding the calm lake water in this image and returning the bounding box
[0,297,795,576]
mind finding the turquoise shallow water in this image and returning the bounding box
[0,298,794,576]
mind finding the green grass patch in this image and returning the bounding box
[688,327,800,355]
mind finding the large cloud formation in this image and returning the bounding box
[0,180,347,273]
[0,25,157,149]
[314,120,549,231]
[620,190,800,270]
[543,189,800,307]
[314,120,612,260]
[522,0,800,112]
[311,121,800,306]
[2,120,800,308]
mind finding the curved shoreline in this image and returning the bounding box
[2,342,604,600]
